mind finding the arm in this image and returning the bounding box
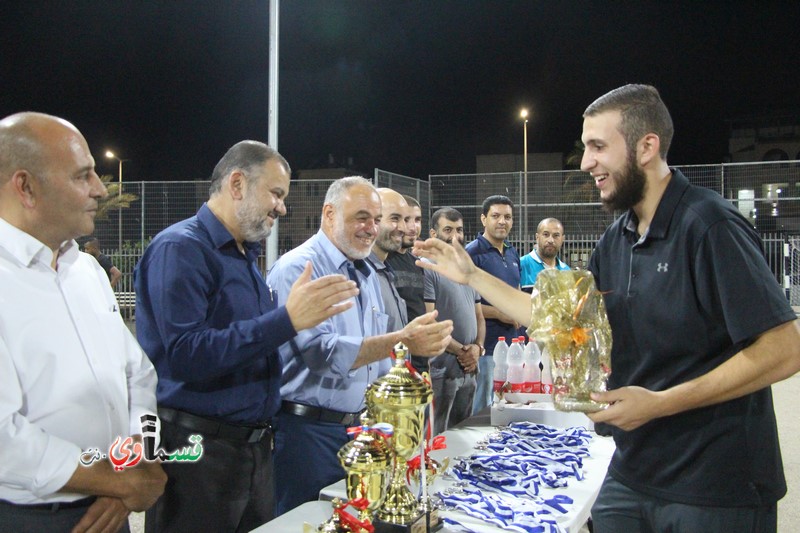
[139,240,356,382]
[413,238,532,327]
[475,301,486,348]
[108,266,122,289]
[480,303,519,328]
[61,454,166,512]
[270,255,451,378]
[457,303,485,373]
[350,311,453,369]
[589,319,800,431]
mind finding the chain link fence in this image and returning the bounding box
[91,161,800,305]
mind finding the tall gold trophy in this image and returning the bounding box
[365,342,432,532]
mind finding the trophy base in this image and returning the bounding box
[425,508,443,531]
[374,511,427,533]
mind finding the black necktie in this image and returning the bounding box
[346,262,363,310]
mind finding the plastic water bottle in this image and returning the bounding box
[540,346,554,395]
[492,337,508,393]
[505,338,524,392]
[522,338,541,393]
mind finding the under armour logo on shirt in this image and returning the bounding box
[657,263,669,273]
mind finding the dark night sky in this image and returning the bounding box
[2,1,799,181]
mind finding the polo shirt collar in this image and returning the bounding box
[197,203,261,257]
[475,232,509,252]
[623,168,690,241]
[528,246,567,269]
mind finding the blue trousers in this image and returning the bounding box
[472,355,495,415]
[591,473,777,533]
[273,412,349,516]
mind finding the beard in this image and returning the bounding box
[538,243,558,260]
[236,194,273,242]
[376,228,402,254]
[333,215,374,260]
[602,150,647,212]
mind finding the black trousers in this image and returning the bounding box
[0,498,130,533]
[144,418,274,533]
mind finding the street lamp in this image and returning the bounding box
[520,108,529,245]
[105,150,128,257]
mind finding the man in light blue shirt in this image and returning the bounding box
[267,176,452,515]
[520,217,571,292]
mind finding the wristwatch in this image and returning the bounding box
[476,343,486,356]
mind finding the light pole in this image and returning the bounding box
[520,108,529,245]
[105,151,127,257]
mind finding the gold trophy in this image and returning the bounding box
[337,413,393,527]
[365,342,432,532]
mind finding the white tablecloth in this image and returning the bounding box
[254,419,614,533]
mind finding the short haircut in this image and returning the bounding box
[0,112,63,182]
[430,207,463,230]
[323,175,374,208]
[537,217,564,233]
[208,140,290,196]
[583,84,674,160]
[402,194,420,209]
[481,195,513,216]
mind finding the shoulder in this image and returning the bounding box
[464,237,485,256]
[680,184,744,228]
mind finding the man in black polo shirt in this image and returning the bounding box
[412,84,800,533]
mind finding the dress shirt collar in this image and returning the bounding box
[366,251,396,282]
[0,216,77,269]
[197,203,261,259]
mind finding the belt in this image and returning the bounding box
[158,408,271,444]
[281,401,365,426]
[1,497,96,512]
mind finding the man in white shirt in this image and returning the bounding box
[0,112,165,532]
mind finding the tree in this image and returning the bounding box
[96,174,138,221]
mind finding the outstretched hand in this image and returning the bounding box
[587,386,666,431]
[285,261,359,331]
[412,238,476,286]
[400,310,453,357]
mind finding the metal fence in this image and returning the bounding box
[92,161,800,302]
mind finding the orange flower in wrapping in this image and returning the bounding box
[571,327,590,346]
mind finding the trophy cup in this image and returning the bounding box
[365,342,432,532]
[337,414,393,527]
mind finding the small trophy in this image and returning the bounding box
[365,342,432,532]
[337,414,393,526]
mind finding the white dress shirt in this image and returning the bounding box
[0,218,158,504]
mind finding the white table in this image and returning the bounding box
[255,418,614,533]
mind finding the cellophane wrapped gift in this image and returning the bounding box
[528,269,612,412]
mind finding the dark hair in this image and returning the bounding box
[208,140,290,196]
[430,207,462,230]
[402,194,420,209]
[76,235,98,251]
[481,195,513,216]
[583,84,673,161]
